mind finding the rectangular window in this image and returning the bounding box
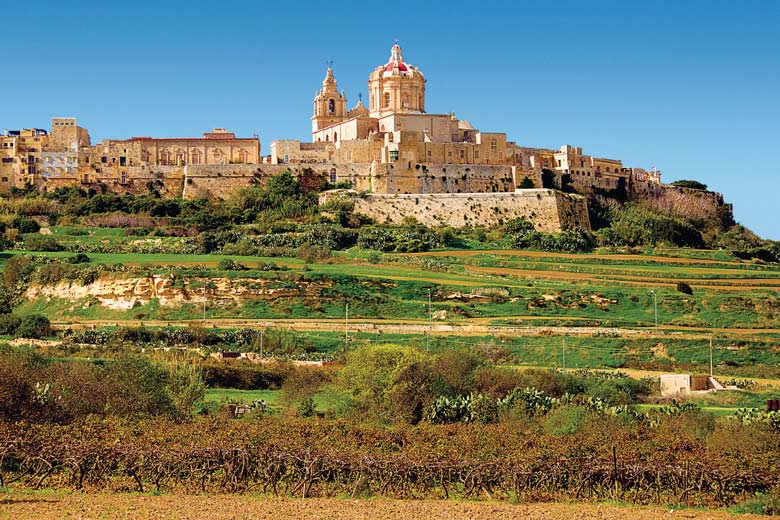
[1,177,7,182]
[474,151,479,159]
[284,154,289,163]
[121,172,127,184]
[389,150,399,161]
[459,150,465,159]
[119,156,126,166]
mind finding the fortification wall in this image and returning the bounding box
[41,166,183,198]
[322,189,590,232]
[377,163,515,194]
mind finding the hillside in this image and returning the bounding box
[2,175,780,516]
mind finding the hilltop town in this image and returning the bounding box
[1,43,684,231]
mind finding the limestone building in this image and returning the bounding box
[271,42,662,196]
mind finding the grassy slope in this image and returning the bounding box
[9,234,780,376]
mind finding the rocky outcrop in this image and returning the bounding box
[26,275,331,311]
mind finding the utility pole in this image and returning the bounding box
[709,337,714,377]
[562,337,566,372]
[649,290,658,332]
[427,289,432,352]
[344,302,349,356]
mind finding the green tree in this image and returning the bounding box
[518,176,535,189]
[16,314,50,339]
[339,344,434,423]
[167,363,206,420]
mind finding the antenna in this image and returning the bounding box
[357,92,363,102]
[325,58,335,69]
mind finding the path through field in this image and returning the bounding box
[0,493,765,520]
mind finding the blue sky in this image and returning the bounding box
[3,0,779,238]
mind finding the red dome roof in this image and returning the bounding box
[382,43,412,76]
[385,61,408,72]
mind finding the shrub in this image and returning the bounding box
[339,344,434,423]
[671,179,708,191]
[503,218,535,234]
[608,204,705,248]
[216,258,247,271]
[36,262,71,285]
[518,176,535,189]
[67,253,91,264]
[202,362,292,390]
[543,405,589,435]
[676,281,694,295]
[0,314,21,335]
[512,228,595,253]
[16,314,51,339]
[167,363,206,420]
[14,218,40,233]
[23,234,64,252]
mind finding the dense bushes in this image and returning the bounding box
[357,224,447,253]
[0,313,50,338]
[202,362,293,390]
[511,228,595,252]
[671,179,708,190]
[229,172,317,223]
[599,204,705,248]
[338,345,652,425]
[0,350,203,422]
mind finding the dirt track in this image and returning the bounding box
[0,493,765,520]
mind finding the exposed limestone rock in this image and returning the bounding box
[26,275,332,311]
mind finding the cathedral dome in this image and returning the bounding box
[383,43,413,77]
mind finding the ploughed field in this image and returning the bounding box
[0,492,767,520]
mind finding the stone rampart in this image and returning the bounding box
[322,189,590,231]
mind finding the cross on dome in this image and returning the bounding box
[384,42,410,75]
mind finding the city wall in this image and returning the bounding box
[323,189,591,232]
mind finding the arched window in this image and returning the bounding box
[384,92,390,108]
[317,138,321,142]
[388,133,394,143]
[328,99,335,114]
[334,132,338,143]
[325,135,330,142]
[329,168,337,183]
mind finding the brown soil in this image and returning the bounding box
[0,492,763,520]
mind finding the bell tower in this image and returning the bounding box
[312,66,348,133]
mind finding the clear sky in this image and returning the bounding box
[3,0,779,238]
